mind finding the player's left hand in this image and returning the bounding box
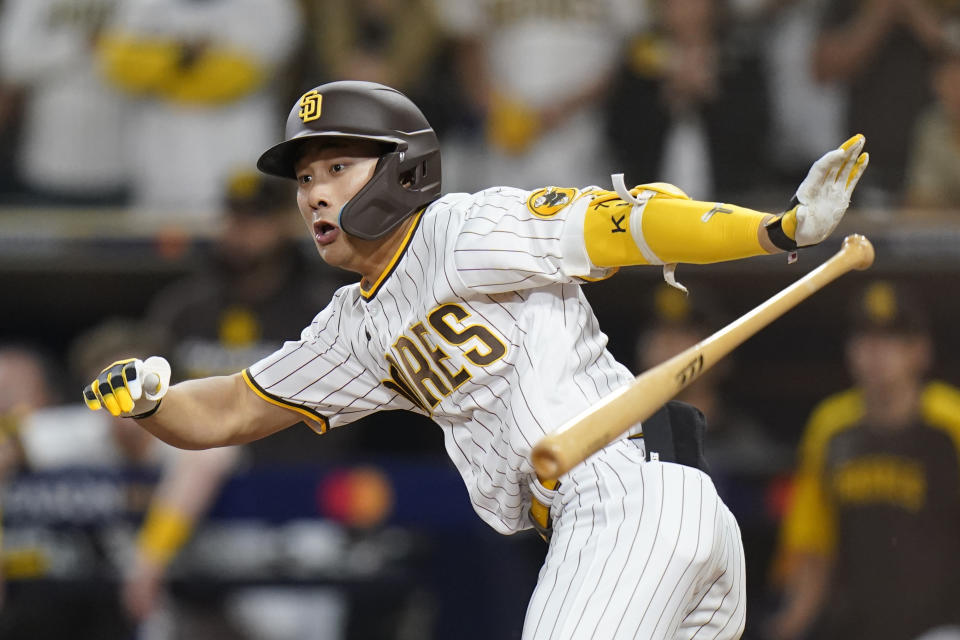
[82,356,171,418]
[792,134,869,246]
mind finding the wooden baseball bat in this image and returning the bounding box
[531,234,875,481]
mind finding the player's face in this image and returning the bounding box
[846,332,932,393]
[294,140,386,277]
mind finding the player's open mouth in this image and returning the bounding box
[313,220,339,245]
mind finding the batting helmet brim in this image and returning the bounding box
[256,131,407,180]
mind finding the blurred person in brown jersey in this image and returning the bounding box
[768,281,960,640]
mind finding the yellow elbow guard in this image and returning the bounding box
[137,503,193,567]
[583,183,777,267]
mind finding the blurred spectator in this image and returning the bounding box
[0,0,130,206]
[0,345,57,620]
[0,344,56,419]
[635,284,790,638]
[0,326,178,640]
[0,344,58,489]
[95,0,302,218]
[813,0,960,209]
[299,0,466,169]
[133,170,357,638]
[0,345,60,483]
[304,0,441,94]
[437,0,645,191]
[768,281,960,640]
[605,0,773,202]
[764,0,845,188]
[904,51,960,210]
[121,441,243,636]
[0,85,25,202]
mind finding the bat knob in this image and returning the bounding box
[531,443,563,481]
[842,234,875,271]
[144,373,160,392]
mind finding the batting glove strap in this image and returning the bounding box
[765,208,799,252]
[131,398,163,420]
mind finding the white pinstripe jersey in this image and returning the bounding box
[245,186,640,533]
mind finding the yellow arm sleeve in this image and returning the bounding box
[97,33,264,105]
[158,49,264,105]
[96,33,181,95]
[582,183,780,268]
[137,501,193,567]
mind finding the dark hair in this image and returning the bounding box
[847,281,929,337]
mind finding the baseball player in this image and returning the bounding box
[771,281,960,640]
[83,81,868,639]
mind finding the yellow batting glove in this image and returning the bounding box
[83,356,171,418]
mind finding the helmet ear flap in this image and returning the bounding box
[400,155,438,189]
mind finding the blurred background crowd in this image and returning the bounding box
[1,0,960,639]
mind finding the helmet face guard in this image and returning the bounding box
[257,81,441,239]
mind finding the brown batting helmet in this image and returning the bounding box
[257,81,442,240]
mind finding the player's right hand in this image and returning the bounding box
[83,356,171,418]
[791,134,869,246]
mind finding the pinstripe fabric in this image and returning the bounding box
[522,442,745,640]
[247,188,637,533]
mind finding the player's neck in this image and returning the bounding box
[358,215,418,289]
